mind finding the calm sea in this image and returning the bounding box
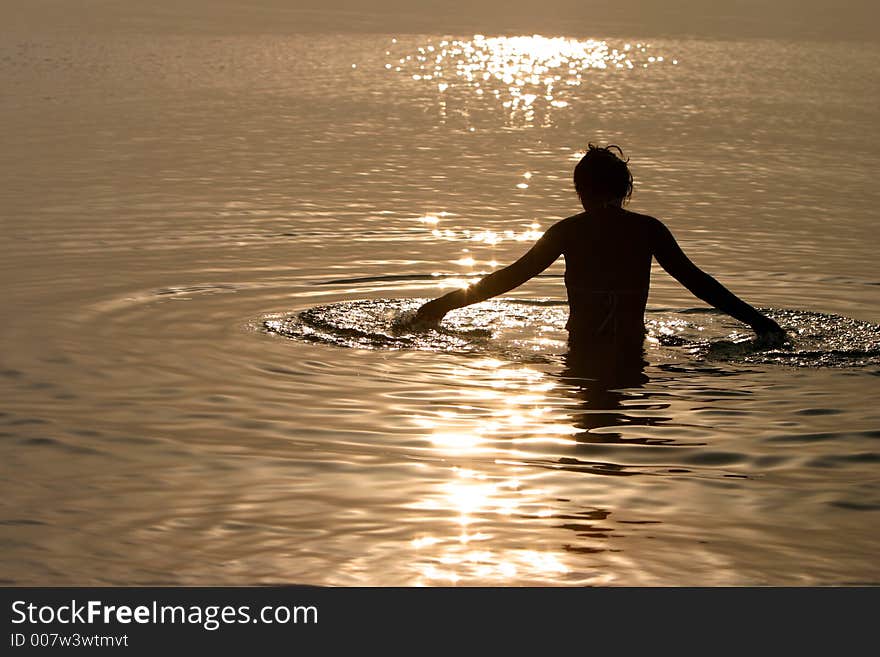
[1,28,878,585]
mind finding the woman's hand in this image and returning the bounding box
[414,296,453,325]
[751,315,787,348]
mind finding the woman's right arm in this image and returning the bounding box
[651,218,785,339]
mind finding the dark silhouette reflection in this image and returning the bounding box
[555,508,616,555]
[558,339,676,446]
[556,506,662,556]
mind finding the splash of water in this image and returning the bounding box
[263,299,880,368]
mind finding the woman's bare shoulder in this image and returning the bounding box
[621,208,662,224]
[540,212,585,239]
[554,211,588,226]
[548,210,667,237]
[620,209,670,238]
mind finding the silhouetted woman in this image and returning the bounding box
[415,144,785,357]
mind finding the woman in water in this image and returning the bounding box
[415,144,786,355]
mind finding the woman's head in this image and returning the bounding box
[573,144,633,208]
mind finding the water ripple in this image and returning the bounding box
[264,298,880,368]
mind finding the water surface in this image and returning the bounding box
[1,29,879,585]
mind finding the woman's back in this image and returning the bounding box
[557,207,655,343]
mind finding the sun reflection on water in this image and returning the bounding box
[408,465,578,585]
[415,211,546,280]
[404,359,600,584]
[387,34,675,126]
[413,361,577,458]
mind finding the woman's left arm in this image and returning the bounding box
[415,223,564,323]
